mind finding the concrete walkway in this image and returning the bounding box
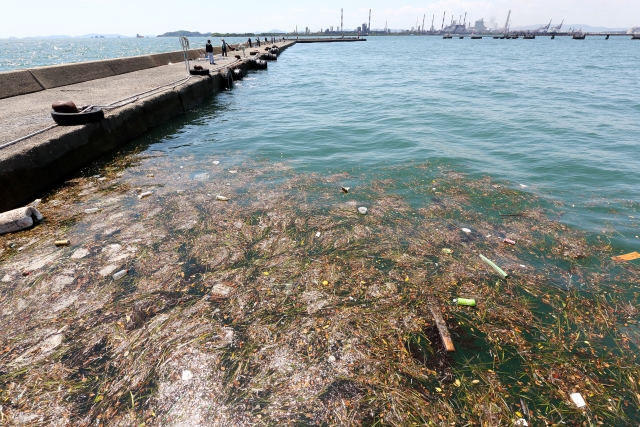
[0,40,295,211]
[0,42,291,153]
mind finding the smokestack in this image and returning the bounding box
[341,8,343,33]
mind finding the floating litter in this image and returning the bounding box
[570,392,586,408]
[112,269,128,281]
[341,187,350,193]
[479,254,508,278]
[213,161,220,165]
[504,238,516,245]
[612,251,640,262]
[84,208,100,214]
[315,232,321,237]
[358,207,368,215]
[462,228,471,233]
[138,191,152,199]
[216,195,229,201]
[182,370,193,381]
[54,240,70,247]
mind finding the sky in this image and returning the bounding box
[1,0,637,38]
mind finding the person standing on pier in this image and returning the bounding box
[220,38,227,58]
[256,37,260,47]
[248,37,252,48]
[205,39,215,64]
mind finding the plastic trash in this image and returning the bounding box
[441,248,453,254]
[0,206,43,235]
[358,207,368,215]
[54,240,70,247]
[515,419,528,427]
[182,370,193,381]
[113,269,128,280]
[84,208,100,214]
[462,228,471,233]
[138,191,152,199]
[193,172,210,181]
[504,238,516,245]
[341,187,350,193]
[216,195,229,201]
[479,254,508,278]
[570,392,586,408]
[316,232,321,237]
[213,161,220,165]
[453,298,476,307]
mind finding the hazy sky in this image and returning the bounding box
[2,0,637,37]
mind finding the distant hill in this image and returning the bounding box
[266,29,287,34]
[157,31,210,38]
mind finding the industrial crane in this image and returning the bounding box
[537,20,552,32]
[552,20,564,32]
[503,10,511,33]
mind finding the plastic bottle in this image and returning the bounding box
[453,298,476,307]
[113,269,128,280]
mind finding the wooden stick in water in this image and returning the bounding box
[429,304,455,352]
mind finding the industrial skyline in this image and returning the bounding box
[2,0,638,38]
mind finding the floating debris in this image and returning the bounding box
[570,392,587,408]
[0,206,43,235]
[216,195,229,201]
[54,240,70,247]
[84,208,100,214]
[503,238,516,245]
[461,228,471,233]
[479,254,508,278]
[429,303,455,352]
[453,298,476,307]
[138,191,152,199]
[341,187,350,193]
[357,207,368,215]
[112,269,128,281]
[612,251,640,262]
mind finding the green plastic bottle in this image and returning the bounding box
[453,298,476,307]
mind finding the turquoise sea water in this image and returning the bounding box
[132,36,639,251]
[4,36,640,250]
[0,37,251,70]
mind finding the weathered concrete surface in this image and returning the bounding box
[0,70,44,99]
[0,48,207,99]
[0,41,295,212]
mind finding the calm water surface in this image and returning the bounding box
[5,36,640,250]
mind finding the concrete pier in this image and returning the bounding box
[0,41,295,212]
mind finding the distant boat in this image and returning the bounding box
[136,34,144,38]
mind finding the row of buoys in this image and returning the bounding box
[262,53,278,61]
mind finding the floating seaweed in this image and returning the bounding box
[0,148,638,426]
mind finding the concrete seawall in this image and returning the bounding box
[0,41,294,212]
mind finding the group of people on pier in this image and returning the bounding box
[205,36,287,65]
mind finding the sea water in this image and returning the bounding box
[3,36,639,250]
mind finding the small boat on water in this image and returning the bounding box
[136,34,144,38]
[572,33,586,40]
